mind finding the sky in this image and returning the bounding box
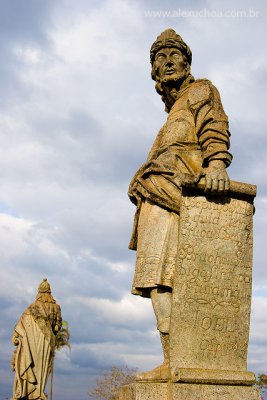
[0,0,266,399]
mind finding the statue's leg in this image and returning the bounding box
[136,287,172,381]
[151,286,172,334]
[160,331,170,364]
[151,286,172,366]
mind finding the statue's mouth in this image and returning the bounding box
[164,68,175,75]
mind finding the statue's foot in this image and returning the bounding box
[135,362,170,381]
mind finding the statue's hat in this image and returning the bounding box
[38,278,51,294]
[150,28,192,66]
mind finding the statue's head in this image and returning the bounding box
[38,278,51,294]
[36,278,56,303]
[150,29,192,97]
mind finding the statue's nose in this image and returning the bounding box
[165,57,174,66]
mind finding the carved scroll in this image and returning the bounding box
[170,181,256,384]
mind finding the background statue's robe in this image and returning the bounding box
[128,78,232,297]
[12,300,61,400]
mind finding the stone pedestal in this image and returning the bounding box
[119,181,259,400]
[118,382,261,400]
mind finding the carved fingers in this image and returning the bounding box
[204,160,230,194]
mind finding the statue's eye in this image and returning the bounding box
[156,54,165,61]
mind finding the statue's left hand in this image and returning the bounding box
[204,160,230,193]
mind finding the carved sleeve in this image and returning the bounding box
[54,304,62,333]
[189,80,233,167]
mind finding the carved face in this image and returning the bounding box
[154,47,187,84]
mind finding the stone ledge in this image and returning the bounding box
[118,382,261,400]
[171,368,256,385]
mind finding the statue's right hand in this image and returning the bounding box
[204,160,230,193]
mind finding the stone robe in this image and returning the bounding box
[128,78,232,297]
[12,300,62,400]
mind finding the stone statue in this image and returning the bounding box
[128,28,232,381]
[11,278,62,400]
[121,28,260,400]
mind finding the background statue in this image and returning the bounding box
[128,29,232,380]
[11,278,62,400]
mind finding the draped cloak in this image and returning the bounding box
[128,78,232,297]
[12,300,62,400]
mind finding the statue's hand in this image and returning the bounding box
[12,334,19,346]
[204,160,230,193]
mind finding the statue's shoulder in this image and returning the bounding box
[26,302,41,317]
[188,78,219,105]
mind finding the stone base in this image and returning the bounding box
[118,382,261,400]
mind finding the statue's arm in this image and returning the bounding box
[11,330,20,371]
[191,80,232,192]
[54,304,62,333]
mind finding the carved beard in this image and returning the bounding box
[160,70,187,86]
[155,70,189,113]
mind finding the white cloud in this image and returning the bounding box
[14,46,42,64]
[69,293,154,326]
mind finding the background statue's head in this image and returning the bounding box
[38,278,51,293]
[36,278,56,303]
[150,29,192,98]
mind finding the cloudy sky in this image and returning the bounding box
[0,0,266,399]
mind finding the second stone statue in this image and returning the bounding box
[11,279,62,400]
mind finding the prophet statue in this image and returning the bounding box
[128,29,232,380]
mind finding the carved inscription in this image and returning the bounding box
[170,192,254,372]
